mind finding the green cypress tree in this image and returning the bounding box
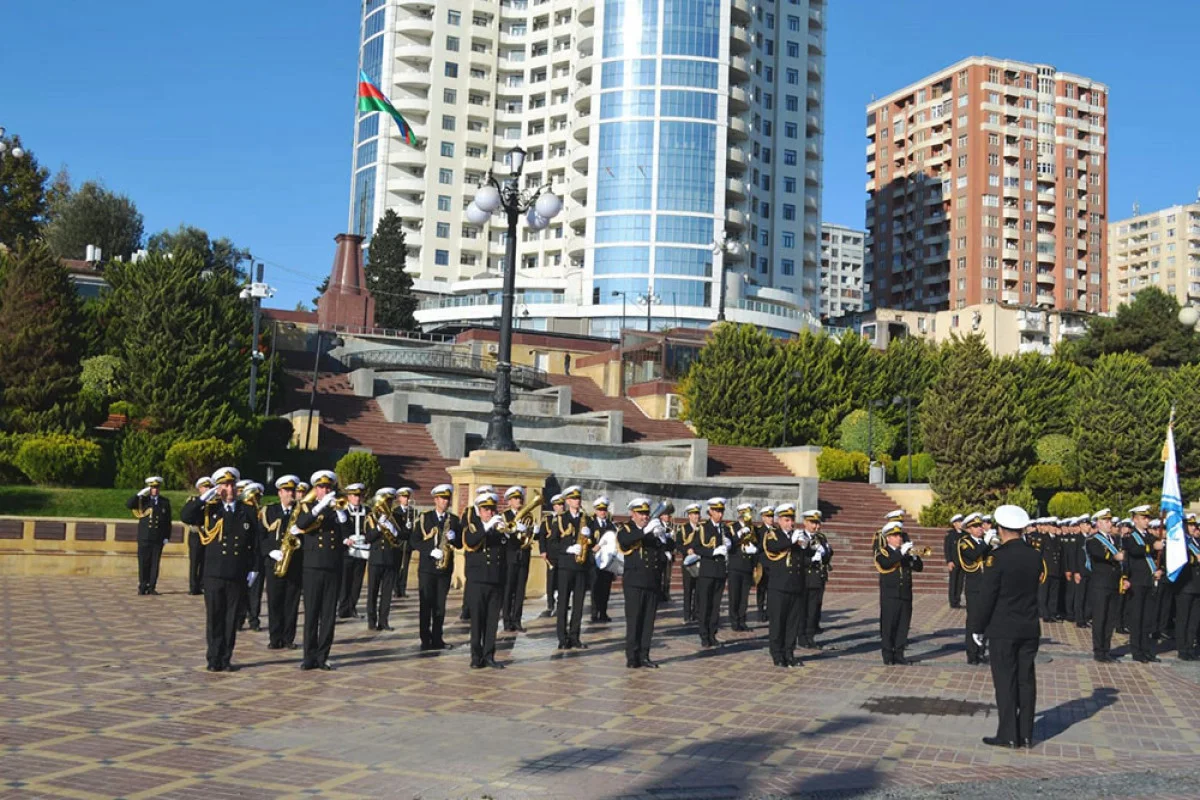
[1070,287,1200,367]
[0,242,85,432]
[365,209,417,330]
[1167,363,1200,498]
[44,180,145,262]
[679,322,784,446]
[995,352,1081,438]
[0,134,50,248]
[1072,352,1169,509]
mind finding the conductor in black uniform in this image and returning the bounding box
[762,504,808,668]
[876,521,924,665]
[943,513,965,608]
[463,492,508,668]
[179,467,260,672]
[617,497,673,668]
[185,477,214,595]
[971,504,1042,749]
[293,469,350,670]
[127,475,173,596]
[412,483,460,651]
[1084,509,1124,662]
[957,513,993,664]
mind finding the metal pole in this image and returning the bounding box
[304,332,323,451]
[645,293,652,332]
[867,401,874,461]
[717,251,728,321]
[905,398,913,482]
[621,293,626,335]
[481,176,521,452]
[248,263,264,413]
[264,319,278,417]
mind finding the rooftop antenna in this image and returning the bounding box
[1132,200,1139,215]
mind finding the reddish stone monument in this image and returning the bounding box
[317,233,376,329]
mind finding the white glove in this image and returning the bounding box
[984,530,999,546]
[162,538,169,546]
[343,538,354,547]
[713,545,729,558]
[972,633,984,647]
[814,544,827,558]
[246,571,258,587]
[811,551,823,563]
[200,487,218,503]
[351,534,366,545]
[900,541,913,556]
[288,525,303,537]
[138,487,151,497]
[335,509,349,524]
[566,544,582,555]
[446,530,458,542]
[269,549,284,562]
[722,536,732,549]
[516,522,528,533]
[738,526,751,537]
[381,519,398,535]
[314,494,334,513]
[644,519,663,536]
[744,544,758,555]
[430,547,444,561]
[791,531,805,545]
[581,526,592,539]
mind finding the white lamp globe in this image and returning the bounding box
[465,203,491,225]
[1179,305,1199,328]
[10,147,22,158]
[475,185,502,213]
[526,209,549,231]
[535,191,563,220]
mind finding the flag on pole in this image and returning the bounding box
[1162,409,1187,582]
[357,70,419,148]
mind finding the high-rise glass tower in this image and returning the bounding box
[351,0,825,337]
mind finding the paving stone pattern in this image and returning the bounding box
[3,575,1200,799]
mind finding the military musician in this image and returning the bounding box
[336,483,370,620]
[727,502,759,632]
[755,506,774,622]
[944,513,965,609]
[617,497,673,668]
[262,474,302,650]
[539,493,565,618]
[364,487,401,631]
[293,470,349,670]
[459,485,496,622]
[1176,515,1200,661]
[501,485,533,633]
[186,477,213,595]
[394,487,416,598]
[127,475,173,596]
[237,482,266,632]
[876,520,923,665]
[413,484,459,651]
[589,495,617,624]
[553,485,594,650]
[958,512,993,665]
[657,503,676,604]
[762,504,808,668]
[801,509,832,648]
[463,492,508,668]
[679,502,702,623]
[693,497,733,647]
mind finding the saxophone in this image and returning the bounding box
[273,505,301,578]
[574,516,593,565]
[432,517,450,571]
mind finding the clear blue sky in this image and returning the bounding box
[2,0,1197,310]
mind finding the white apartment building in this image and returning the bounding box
[819,222,864,317]
[350,0,826,338]
[1107,199,1200,308]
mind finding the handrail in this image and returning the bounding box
[344,348,550,388]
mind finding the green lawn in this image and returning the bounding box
[0,487,196,519]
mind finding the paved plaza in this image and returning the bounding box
[4,576,1200,799]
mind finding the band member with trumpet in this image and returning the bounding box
[876,520,925,665]
[958,512,994,665]
[728,502,759,632]
[755,506,774,622]
[337,483,370,620]
[127,475,173,596]
[589,496,617,624]
[180,467,261,672]
[186,477,214,595]
[539,493,565,618]
[365,487,401,632]
[694,497,733,648]
[680,502,702,623]
[656,503,676,603]
[501,485,535,632]
[554,486,594,650]
[262,474,302,650]
[237,482,266,632]
[944,513,965,609]
[1085,509,1124,662]
[413,484,459,651]
[802,509,832,648]
[763,504,809,667]
[1124,504,1164,663]
[463,492,508,668]
[394,487,416,598]
[618,498,674,668]
[291,470,350,670]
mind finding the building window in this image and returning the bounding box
[440,142,454,157]
[782,258,795,275]
[784,177,796,193]
[448,9,461,25]
[782,231,795,248]
[435,249,450,265]
[446,36,460,52]
[783,204,796,220]
[783,149,797,165]
[436,222,450,238]
[437,195,451,211]
[439,168,454,184]
[445,62,459,78]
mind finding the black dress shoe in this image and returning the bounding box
[1020,739,1035,749]
[882,658,895,666]
[148,589,161,596]
[223,664,239,673]
[470,661,485,669]
[601,615,613,623]
[268,642,284,650]
[300,662,315,670]
[893,657,912,666]
[759,611,769,622]
[381,625,394,632]
[319,662,336,671]
[640,658,659,669]
[439,642,455,650]
[419,643,435,651]
[1117,627,1130,635]
[626,660,640,669]
[459,613,470,622]
[287,643,299,650]
[249,624,261,632]
[1145,654,1162,663]
[515,624,527,632]
[540,609,555,618]
[775,659,790,668]
[571,640,589,650]
[485,657,505,669]
[982,737,1015,748]
[366,624,377,631]
[786,657,802,667]
[712,638,724,648]
[558,641,572,650]
[138,589,146,596]
[206,665,219,672]
[1180,653,1197,661]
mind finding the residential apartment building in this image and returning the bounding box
[1107,199,1200,308]
[819,222,865,317]
[865,57,1108,314]
[350,0,826,338]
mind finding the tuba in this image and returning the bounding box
[515,491,544,549]
[372,494,399,548]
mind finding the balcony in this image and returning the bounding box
[395,66,432,87]
[808,59,821,79]
[1003,290,1020,305]
[401,14,435,36]
[1036,293,1055,306]
[1019,341,1054,356]
[572,117,591,144]
[726,177,746,200]
[727,146,747,168]
[568,174,588,201]
[728,116,749,140]
[809,7,823,28]
[730,55,750,82]
[573,82,593,111]
[1002,247,1019,261]
[1002,268,1020,282]
[805,167,820,186]
[726,207,747,231]
[394,43,433,62]
[730,25,751,54]
[1060,318,1088,339]
[578,0,595,23]
[1037,190,1056,204]
[566,204,587,229]
[806,114,821,134]
[391,92,430,115]
[804,194,818,211]
[1036,271,1056,286]
[1003,144,1020,159]
[570,144,589,171]
[575,52,595,81]
[806,141,821,159]
[1017,311,1046,332]
[1036,249,1056,264]
[1037,209,1056,224]
[731,0,751,23]
[729,86,749,112]
[808,87,821,106]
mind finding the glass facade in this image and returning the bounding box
[352,4,386,238]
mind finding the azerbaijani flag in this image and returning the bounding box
[1162,410,1187,582]
[357,70,419,148]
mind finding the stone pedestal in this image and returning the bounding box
[447,449,552,597]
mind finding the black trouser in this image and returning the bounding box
[805,584,825,638]
[879,595,912,663]
[948,565,964,607]
[466,580,502,665]
[187,531,205,593]
[1063,575,1076,622]
[1177,592,1200,656]
[302,568,339,667]
[767,590,802,663]
[395,545,411,597]
[338,557,366,618]
[418,571,451,647]
[1074,574,1091,624]
[659,557,673,602]
[1091,587,1119,656]
[695,574,724,643]
[545,561,557,611]
[756,568,769,614]
[367,563,397,629]
[965,588,985,662]
[1128,584,1156,658]
[591,570,614,620]
[989,637,1038,745]
[265,566,302,647]
[1156,584,1175,638]
[1038,575,1061,620]
[682,568,698,621]
[502,550,531,628]
[137,541,163,593]
[203,576,244,669]
[727,570,752,628]
[556,567,587,645]
[237,567,264,629]
[1119,591,1131,629]
[624,585,659,665]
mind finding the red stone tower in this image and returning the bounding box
[317,233,375,329]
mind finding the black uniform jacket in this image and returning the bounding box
[463,515,507,584]
[971,538,1043,640]
[412,509,459,575]
[876,545,924,600]
[694,519,733,579]
[293,499,349,571]
[180,497,260,580]
[762,525,808,593]
[128,493,173,543]
[617,521,674,590]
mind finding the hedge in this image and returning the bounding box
[335,451,382,491]
[1024,463,1068,491]
[113,430,179,489]
[13,434,103,486]
[891,453,934,483]
[1047,491,1092,518]
[164,438,241,489]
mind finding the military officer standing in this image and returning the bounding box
[876,521,924,665]
[127,476,173,596]
[727,503,758,632]
[589,496,617,623]
[762,504,808,668]
[364,487,401,632]
[462,492,508,668]
[801,509,832,647]
[180,467,260,672]
[337,483,370,619]
[657,503,676,604]
[944,513,965,608]
[1176,516,1200,660]
[501,485,533,632]
[679,502,702,623]
[394,487,416,598]
[617,498,673,668]
[958,513,993,665]
[972,505,1042,749]
[539,493,565,617]
[261,474,303,650]
[412,484,459,651]
[1084,509,1124,662]
[1037,519,1064,622]
[237,482,266,631]
[755,506,774,622]
[554,486,594,650]
[1124,505,1164,663]
[186,477,213,595]
[293,470,350,670]
[693,498,733,648]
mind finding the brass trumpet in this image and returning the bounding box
[908,545,933,557]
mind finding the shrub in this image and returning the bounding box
[164,438,241,489]
[335,451,382,491]
[0,433,30,484]
[1024,463,1068,491]
[13,434,103,486]
[837,409,897,456]
[80,355,123,399]
[919,499,955,528]
[113,430,178,489]
[108,400,143,419]
[1001,485,1038,516]
[891,453,935,483]
[1047,491,1092,518]
[1035,434,1076,467]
